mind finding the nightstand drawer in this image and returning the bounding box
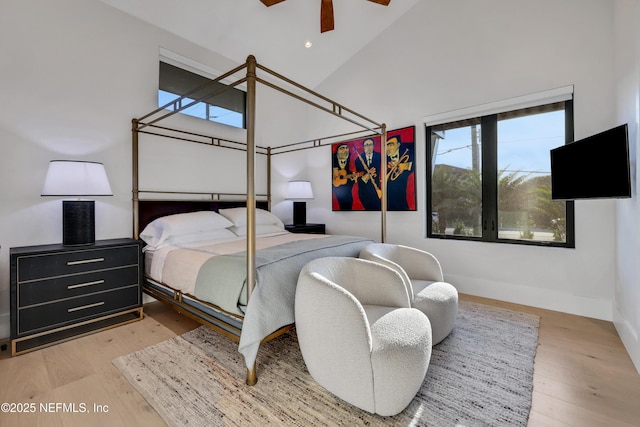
[17,285,140,335]
[16,245,139,282]
[18,266,140,307]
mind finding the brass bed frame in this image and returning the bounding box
[132,55,388,385]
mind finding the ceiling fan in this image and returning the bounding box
[260,0,391,33]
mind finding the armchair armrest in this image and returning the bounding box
[325,258,411,309]
[392,245,444,282]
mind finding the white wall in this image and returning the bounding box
[0,0,279,338]
[613,0,640,372]
[271,0,623,323]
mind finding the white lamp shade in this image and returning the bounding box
[42,160,113,196]
[286,180,314,200]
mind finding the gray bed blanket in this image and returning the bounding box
[193,235,374,370]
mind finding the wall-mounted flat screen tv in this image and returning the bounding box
[550,123,631,200]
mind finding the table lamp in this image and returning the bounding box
[42,160,113,246]
[286,180,314,226]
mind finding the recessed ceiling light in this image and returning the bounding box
[304,41,313,48]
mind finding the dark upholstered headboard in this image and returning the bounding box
[137,200,270,234]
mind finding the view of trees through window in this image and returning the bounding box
[427,101,574,246]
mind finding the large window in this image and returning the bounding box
[158,61,246,129]
[426,100,574,247]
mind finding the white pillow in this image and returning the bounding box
[140,211,234,247]
[229,223,285,237]
[164,228,237,246]
[218,207,284,228]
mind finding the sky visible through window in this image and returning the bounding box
[158,90,244,129]
[436,110,565,179]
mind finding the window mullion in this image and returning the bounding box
[563,100,576,248]
[481,115,498,241]
[425,126,435,236]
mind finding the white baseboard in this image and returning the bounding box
[613,305,640,374]
[0,312,10,341]
[448,274,613,321]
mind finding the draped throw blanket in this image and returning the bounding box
[194,235,374,370]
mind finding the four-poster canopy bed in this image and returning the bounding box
[132,55,390,385]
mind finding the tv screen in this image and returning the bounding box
[550,123,631,200]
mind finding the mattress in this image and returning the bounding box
[144,230,374,371]
[144,231,325,296]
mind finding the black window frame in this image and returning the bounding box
[426,99,575,248]
[158,61,247,129]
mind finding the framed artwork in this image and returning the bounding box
[331,125,416,211]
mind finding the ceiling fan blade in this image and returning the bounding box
[260,0,285,6]
[368,0,391,5]
[320,0,335,33]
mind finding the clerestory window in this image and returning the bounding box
[158,60,246,129]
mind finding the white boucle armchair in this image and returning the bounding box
[295,257,432,416]
[359,243,458,345]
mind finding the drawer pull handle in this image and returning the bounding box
[68,301,104,313]
[67,280,105,290]
[67,258,105,266]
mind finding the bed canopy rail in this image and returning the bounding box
[269,128,382,155]
[137,190,270,200]
[134,122,270,155]
[132,55,387,385]
[255,62,381,135]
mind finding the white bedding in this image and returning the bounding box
[145,229,375,372]
[144,231,326,296]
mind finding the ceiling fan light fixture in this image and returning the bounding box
[261,0,390,33]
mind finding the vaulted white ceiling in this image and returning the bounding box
[100,0,418,88]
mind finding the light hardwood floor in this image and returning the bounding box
[0,295,638,426]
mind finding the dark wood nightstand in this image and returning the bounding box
[10,238,143,355]
[285,223,326,234]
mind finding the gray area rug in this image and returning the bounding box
[113,300,539,426]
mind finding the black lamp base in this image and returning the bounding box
[292,201,307,226]
[63,200,95,246]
